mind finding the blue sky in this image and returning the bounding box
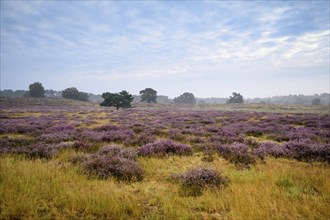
[1,1,329,98]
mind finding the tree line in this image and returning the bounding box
[1,82,327,108]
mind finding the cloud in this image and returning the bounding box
[1,1,329,97]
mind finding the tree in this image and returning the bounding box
[62,87,89,101]
[227,92,244,104]
[140,88,157,103]
[173,92,196,105]
[100,90,134,109]
[312,98,321,105]
[29,82,45,98]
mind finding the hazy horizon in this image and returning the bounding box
[1,1,329,99]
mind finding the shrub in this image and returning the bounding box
[253,142,286,159]
[284,141,330,163]
[72,140,94,151]
[176,167,229,196]
[82,154,143,181]
[82,145,142,181]
[19,143,62,159]
[98,145,138,160]
[138,140,192,157]
[217,143,256,169]
[40,131,76,143]
[122,133,156,146]
[245,127,263,137]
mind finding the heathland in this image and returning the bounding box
[0,97,329,219]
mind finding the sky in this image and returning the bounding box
[1,1,329,98]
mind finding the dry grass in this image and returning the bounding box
[1,152,329,219]
[1,99,329,219]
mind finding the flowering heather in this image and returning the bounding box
[98,145,138,160]
[138,140,192,157]
[83,154,143,181]
[1,98,329,164]
[176,167,229,196]
[253,141,330,163]
[245,127,263,137]
[122,132,156,147]
[16,142,70,159]
[0,136,35,154]
[284,140,330,163]
[79,129,134,143]
[169,129,185,141]
[287,127,315,141]
[253,142,286,159]
[94,124,121,132]
[217,143,256,169]
[40,131,76,143]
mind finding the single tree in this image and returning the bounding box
[311,98,321,105]
[173,92,196,105]
[227,92,244,104]
[62,87,88,101]
[100,90,134,109]
[140,88,157,103]
[28,82,45,98]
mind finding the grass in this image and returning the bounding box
[1,152,329,219]
[1,98,329,219]
[0,133,35,140]
[0,155,144,219]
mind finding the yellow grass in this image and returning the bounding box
[0,133,35,140]
[1,152,329,219]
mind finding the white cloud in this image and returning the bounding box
[1,1,329,97]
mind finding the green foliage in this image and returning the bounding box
[173,92,196,105]
[227,92,244,104]
[100,90,134,109]
[28,82,45,98]
[140,88,157,103]
[62,87,89,101]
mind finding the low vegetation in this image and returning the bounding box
[0,97,329,219]
[175,167,229,196]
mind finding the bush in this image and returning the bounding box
[176,167,229,196]
[82,145,143,181]
[62,87,89,101]
[284,141,330,163]
[253,142,286,159]
[253,141,330,163]
[217,143,256,169]
[72,140,94,151]
[83,154,143,181]
[19,143,65,159]
[138,140,192,157]
[98,145,138,160]
[245,127,263,137]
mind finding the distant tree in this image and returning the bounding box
[62,87,88,101]
[157,95,171,104]
[0,89,26,98]
[100,90,134,109]
[28,82,45,98]
[227,92,244,104]
[45,90,62,98]
[173,92,196,105]
[198,99,207,105]
[140,88,157,103]
[312,98,321,105]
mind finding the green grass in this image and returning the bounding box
[1,152,329,219]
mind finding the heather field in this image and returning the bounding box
[0,98,329,219]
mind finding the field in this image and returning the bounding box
[0,97,329,219]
